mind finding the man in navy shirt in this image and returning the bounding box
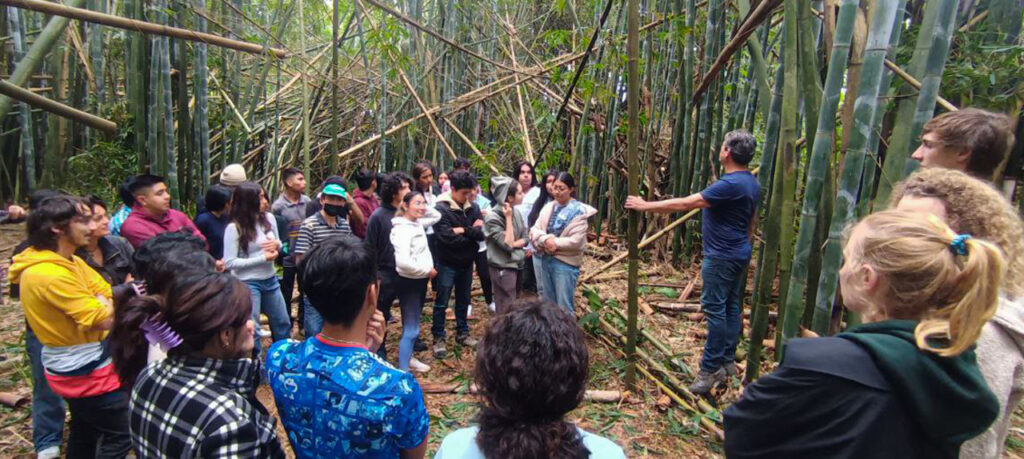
[626,130,760,395]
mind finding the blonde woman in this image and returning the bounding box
[725,210,1001,458]
[890,167,1024,458]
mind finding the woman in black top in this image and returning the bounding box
[725,210,1002,458]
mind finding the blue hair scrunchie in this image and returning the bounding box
[950,234,971,256]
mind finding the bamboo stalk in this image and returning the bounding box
[440,117,500,174]
[0,80,116,133]
[0,0,289,58]
[394,65,458,160]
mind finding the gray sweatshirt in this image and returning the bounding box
[223,212,280,281]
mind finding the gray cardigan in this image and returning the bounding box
[483,207,528,269]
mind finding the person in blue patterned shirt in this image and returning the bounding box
[266,236,428,458]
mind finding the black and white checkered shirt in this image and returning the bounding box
[129,355,285,458]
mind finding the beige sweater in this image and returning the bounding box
[961,295,1024,458]
[529,200,597,267]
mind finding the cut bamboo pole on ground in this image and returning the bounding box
[0,0,289,58]
[0,80,116,133]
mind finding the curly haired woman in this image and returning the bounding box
[891,167,1024,457]
[435,299,625,458]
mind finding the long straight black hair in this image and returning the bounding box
[228,181,271,254]
[528,170,559,227]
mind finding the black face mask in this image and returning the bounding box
[323,203,348,218]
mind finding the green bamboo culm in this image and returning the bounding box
[899,0,959,178]
[811,0,902,334]
[5,6,36,193]
[781,0,859,343]
[194,0,211,194]
[772,0,801,354]
[872,0,951,204]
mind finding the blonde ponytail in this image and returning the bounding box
[916,236,1004,356]
[854,210,1005,356]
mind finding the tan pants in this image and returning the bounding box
[489,266,522,314]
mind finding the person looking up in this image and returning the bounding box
[267,237,427,458]
[530,172,597,313]
[436,299,626,459]
[117,272,285,458]
[625,130,760,395]
[9,196,130,458]
[724,210,1002,458]
[431,170,486,358]
[910,108,1014,181]
[223,182,290,351]
[120,174,205,249]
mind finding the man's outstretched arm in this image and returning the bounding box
[625,193,711,213]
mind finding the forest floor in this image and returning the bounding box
[1,223,1024,457]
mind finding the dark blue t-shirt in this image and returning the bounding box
[700,171,760,260]
[193,211,229,260]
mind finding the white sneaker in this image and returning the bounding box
[258,328,272,338]
[37,446,60,459]
[409,358,431,373]
[487,302,496,313]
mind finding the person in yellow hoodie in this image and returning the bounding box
[9,195,130,458]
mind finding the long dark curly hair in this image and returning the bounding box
[228,181,271,254]
[474,298,590,458]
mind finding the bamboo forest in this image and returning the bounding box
[0,0,1023,456]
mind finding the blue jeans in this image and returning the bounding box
[532,255,546,298]
[699,257,748,373]
[303,297,323,337]
[398,277,429,370]
[25,323,65,453]
[539,256,580,313]
[431,263,472,339]
[65,390,131,458]
[245,276,292,352]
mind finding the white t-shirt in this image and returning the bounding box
[435,426,626,459]
[515,186,541,251]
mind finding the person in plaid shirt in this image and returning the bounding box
[114,271,285,458]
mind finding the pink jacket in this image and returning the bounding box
[121,206,206,249]
[529,200,597,267]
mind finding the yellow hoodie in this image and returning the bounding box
[9,247,113,347]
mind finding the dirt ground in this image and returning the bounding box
[2,223,1024,457]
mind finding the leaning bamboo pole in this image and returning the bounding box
[0,0,88,122]
[0,80,116,133]
[0,0,289,58]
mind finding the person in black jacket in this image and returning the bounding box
[431,170,484,358]
[724,210,1002,459]
[365,171,414,360]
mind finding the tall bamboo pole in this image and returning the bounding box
[811,0,900,332]
[773,0,800,354]
[624,0,640,390]
[898,0,958,178]
[781,0,858,342]
[298,0,310,178]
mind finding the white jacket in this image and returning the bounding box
[391,215,434,279]
[961,295,1024,458]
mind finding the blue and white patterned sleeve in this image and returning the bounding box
[393,375,430,450]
